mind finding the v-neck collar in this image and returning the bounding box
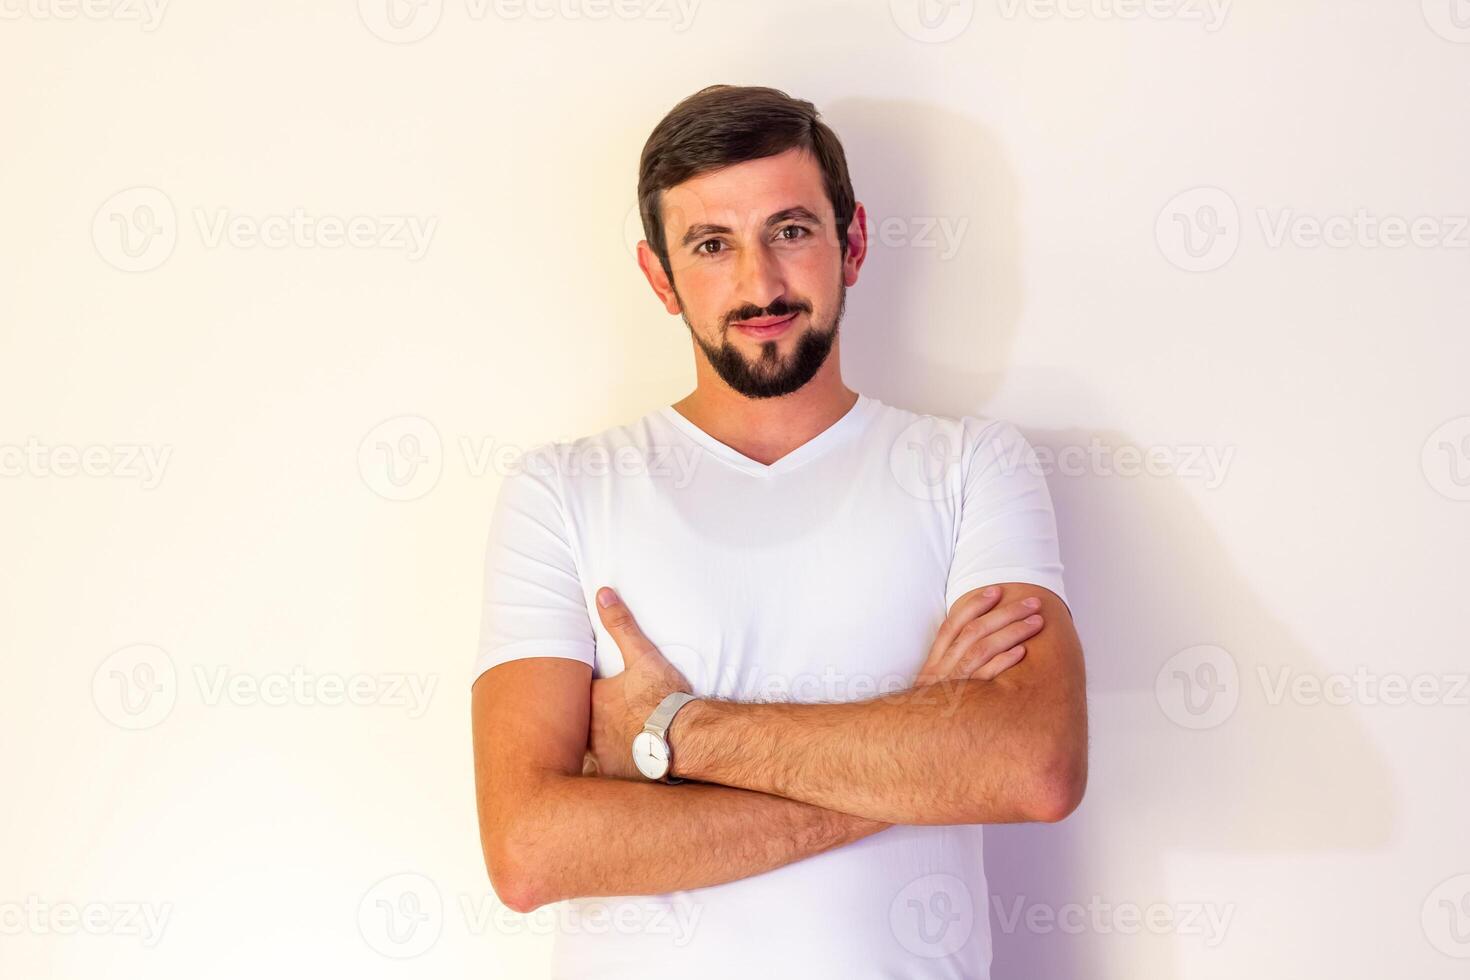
[658,393,876,479]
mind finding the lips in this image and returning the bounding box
[733,312,798,339]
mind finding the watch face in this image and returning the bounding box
[631,731,669,780]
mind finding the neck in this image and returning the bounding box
[672,353,859,467]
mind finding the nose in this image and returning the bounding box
[734,238,785,313]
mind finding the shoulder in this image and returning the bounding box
[498,405,668,497]
[865,396,1037,478]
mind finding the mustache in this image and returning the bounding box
[726,299,810,327]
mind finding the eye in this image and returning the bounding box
[697,239,725,256]
[777,225,810,241]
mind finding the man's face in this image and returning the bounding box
[642,147,863,399]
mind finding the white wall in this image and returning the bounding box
[2,1,1467,976]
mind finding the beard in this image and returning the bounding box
[679,280,846,400]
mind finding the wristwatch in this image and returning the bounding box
[632,691,698,784]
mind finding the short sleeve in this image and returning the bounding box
[472,444,595,686]
[944,419,1069,613]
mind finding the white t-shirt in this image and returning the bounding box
[473,392,1068,979]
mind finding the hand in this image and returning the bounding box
[583,586,692,780]
[913,587,1044,687]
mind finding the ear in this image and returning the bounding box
[842,201,869,288]
[637,239,682,315]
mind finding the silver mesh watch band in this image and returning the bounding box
[643,691,698,784]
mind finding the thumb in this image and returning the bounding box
[596,587,657,660]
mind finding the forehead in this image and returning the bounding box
[660,146,830,232]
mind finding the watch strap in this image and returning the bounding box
[643,691,697,784]
[644,691,698,738]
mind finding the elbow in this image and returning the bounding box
[483,814,557,914]
[486,838,546,914]
[1026,745,1088,824]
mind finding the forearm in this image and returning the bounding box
[668,675,1080,825]
[495,772,890,912]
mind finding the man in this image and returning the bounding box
[470,84,1087,979]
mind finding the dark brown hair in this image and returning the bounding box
[637,84,856,284]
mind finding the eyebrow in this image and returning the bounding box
[678,206,824,250]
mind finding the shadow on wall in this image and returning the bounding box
[824,95,1395,978]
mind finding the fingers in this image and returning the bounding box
[929,587,1004,659]
[969,644,1026,681]
[595,587,656,660]
[931,600,1045,681]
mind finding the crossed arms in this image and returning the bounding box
[471,581,1087,913]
